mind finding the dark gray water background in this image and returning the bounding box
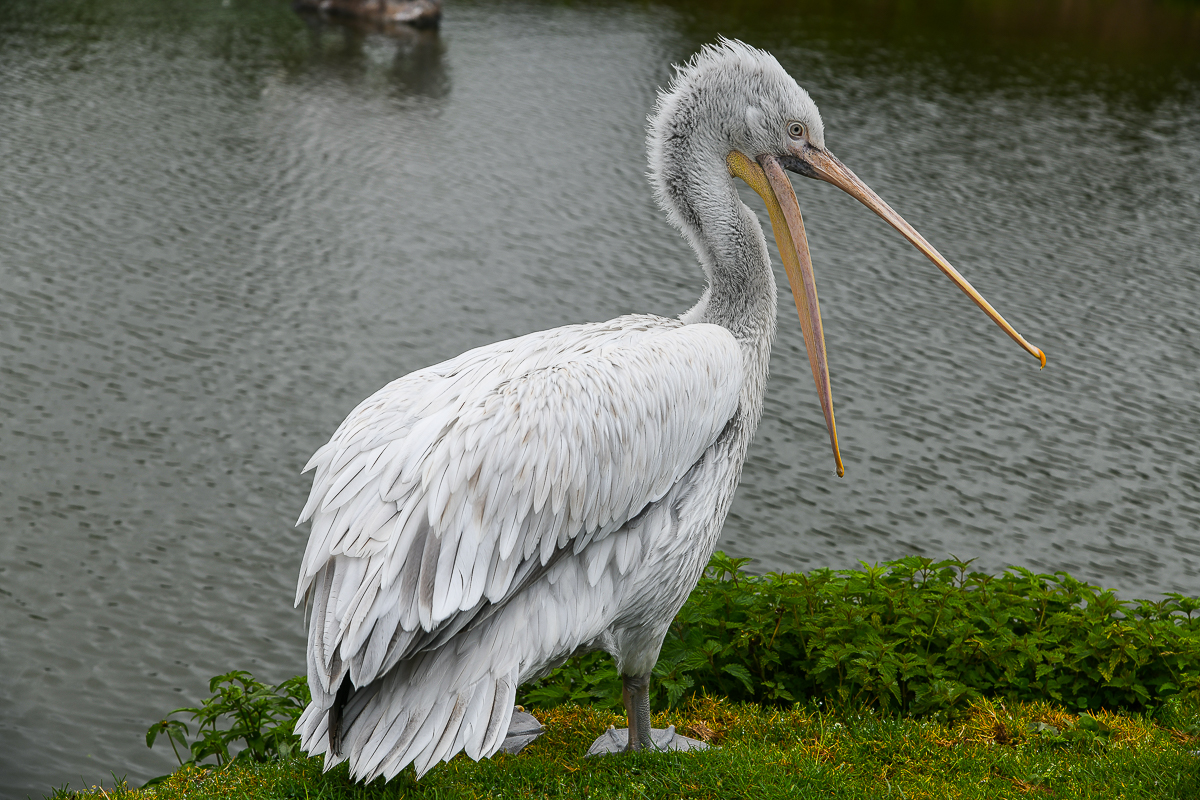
[2,0,1199,794]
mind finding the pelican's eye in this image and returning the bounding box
[787,121,806,140]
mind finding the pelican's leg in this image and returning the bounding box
[584,671,710,757]
[622,671,653,751]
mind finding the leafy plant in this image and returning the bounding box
[146,670,309,769]
[148,554,1200,782]
[523,649,623,710]
[520,552,1200,719]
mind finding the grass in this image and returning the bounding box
[54,696,1200,799]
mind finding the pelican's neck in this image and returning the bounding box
[679,185,778,341]
[673,164,778,427]
[653,132,778,338]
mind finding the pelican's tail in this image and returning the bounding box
[298,647,520,781]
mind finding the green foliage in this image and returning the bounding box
[521,552,1200,718]
[136,555,1199,791]
[523,647,624,711]
[146,670,309,770]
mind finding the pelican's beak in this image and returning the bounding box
[727,150,844,477]
[781,144,1046,368]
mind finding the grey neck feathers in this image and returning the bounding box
[663,151,778,434]
[651,111,778,348]
[685,191,779,348]
[664,160,777,329]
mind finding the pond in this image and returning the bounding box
[1,0,1198,794]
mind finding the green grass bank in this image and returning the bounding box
[54,698,1200,799]
[51,554,1200,798]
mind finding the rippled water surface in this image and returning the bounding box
[2,0,1199,794]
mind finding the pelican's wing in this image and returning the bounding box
[296,314,742,693]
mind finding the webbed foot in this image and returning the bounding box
[498,707,545,754]
[585,724,708,757]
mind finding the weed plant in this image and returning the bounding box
[133,553,1200,791]
[145,671,309,774]
[524,552,1200,717]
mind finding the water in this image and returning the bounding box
[1,0,1198,794]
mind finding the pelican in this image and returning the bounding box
[293,0,442,29]
[293,38,1044,781]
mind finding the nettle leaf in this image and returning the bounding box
[663,675,695,708]
[721,664,755,694]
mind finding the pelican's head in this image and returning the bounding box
[648,39,828,236]
[649,39,1044,478]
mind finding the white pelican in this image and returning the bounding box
[293,38,1044,781]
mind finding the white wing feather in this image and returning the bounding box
[296,314,742,693]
